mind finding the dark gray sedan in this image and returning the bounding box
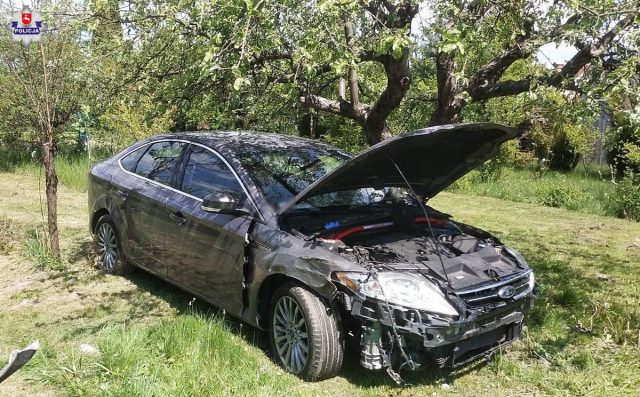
[88,123,536,381]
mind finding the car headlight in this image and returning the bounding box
[335,271,459,317]
[528,271,535,291]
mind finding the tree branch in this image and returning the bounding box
[343,12,360,107]
[469,15,636,101]
[467,19,535,96]
[298,93,368,123]
[248,49,292,66]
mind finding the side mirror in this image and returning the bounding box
[201,191,253,217]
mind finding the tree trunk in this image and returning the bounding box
[363,51,412,145]
[38,42,60,258]
[429,52,463,126]
[42,133,60,257]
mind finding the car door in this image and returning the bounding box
[165,144,253,314]
[118,140,187,277]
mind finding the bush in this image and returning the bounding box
[607,116,640,177]
[538,181,588,210]
[475,140,517,182]
[609,175,640,221]
[548,132,582,171]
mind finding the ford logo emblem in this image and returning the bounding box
[498,285,516,299]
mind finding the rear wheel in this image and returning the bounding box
[269,283,343,381]
[94,214,134,275]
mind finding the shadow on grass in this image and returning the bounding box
[66,240,94,265]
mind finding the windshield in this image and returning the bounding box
[296,186,415,211]
[238,144,351,209]
[239,143,417,212]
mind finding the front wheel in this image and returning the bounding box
[269,283,344,381]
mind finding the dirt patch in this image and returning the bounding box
[0,257,37,300]
[0,376,57,397]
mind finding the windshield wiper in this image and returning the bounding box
[284,206,320,215]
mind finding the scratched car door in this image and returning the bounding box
[120,140,186,276]
[165,144,251,314]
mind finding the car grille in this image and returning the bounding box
[456,271,531,307]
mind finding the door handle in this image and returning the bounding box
[117,189,128,200]
[169,212,187,225]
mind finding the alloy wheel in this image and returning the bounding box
[97,223,118,272]
[273,296,309,374]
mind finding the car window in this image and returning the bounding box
[180,145,243,199]
[135,141,185,185]
[120,147,145,172]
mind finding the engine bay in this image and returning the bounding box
[282,205,526,290]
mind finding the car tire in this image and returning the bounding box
[269,282,344,381]
[94,214,134,275]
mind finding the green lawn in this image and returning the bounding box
[0,170,639,396]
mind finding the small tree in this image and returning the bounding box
[1,2,83,257]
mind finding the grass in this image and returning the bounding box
[0,167,639,396]
[22,228,67,272]
[37,313,304,396]
[0,148,95,192]
[448,164,619,218]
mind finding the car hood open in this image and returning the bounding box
[279,123,518,214]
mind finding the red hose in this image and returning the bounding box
[329,226,365,240]
[324,217,448,240]
[414,217,449,226]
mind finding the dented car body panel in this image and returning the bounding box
[89,123,536,375]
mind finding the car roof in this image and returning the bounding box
[150,130,343,156]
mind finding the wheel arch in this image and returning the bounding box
[256,273,337,330]
[91,208,110,233]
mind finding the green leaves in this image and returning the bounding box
[233,77,250,91]
[376,33,412,59]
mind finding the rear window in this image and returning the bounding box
[134,141,185,185]
[120,147,144,172]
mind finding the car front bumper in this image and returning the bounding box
[343,292,535,370]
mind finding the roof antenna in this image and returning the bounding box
[389,158,451,286]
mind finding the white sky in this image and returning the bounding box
[536,42,578,67]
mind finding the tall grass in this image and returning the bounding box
[0,215,14,255]
[0,148,92,192]
[55,154,92,191]
[448,166,618,218]
[22,227,67,272]
[39,311,299,397]
[1,147,634,220]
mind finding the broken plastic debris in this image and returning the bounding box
[0,340,40,384]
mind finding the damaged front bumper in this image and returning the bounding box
[341,291,535,370]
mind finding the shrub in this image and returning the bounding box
[609,175,640,221]
[538,181,588,210]
[607,115,640,177]
[447,169,479,192]
[548,132,582,171]
[475,141,516,182]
